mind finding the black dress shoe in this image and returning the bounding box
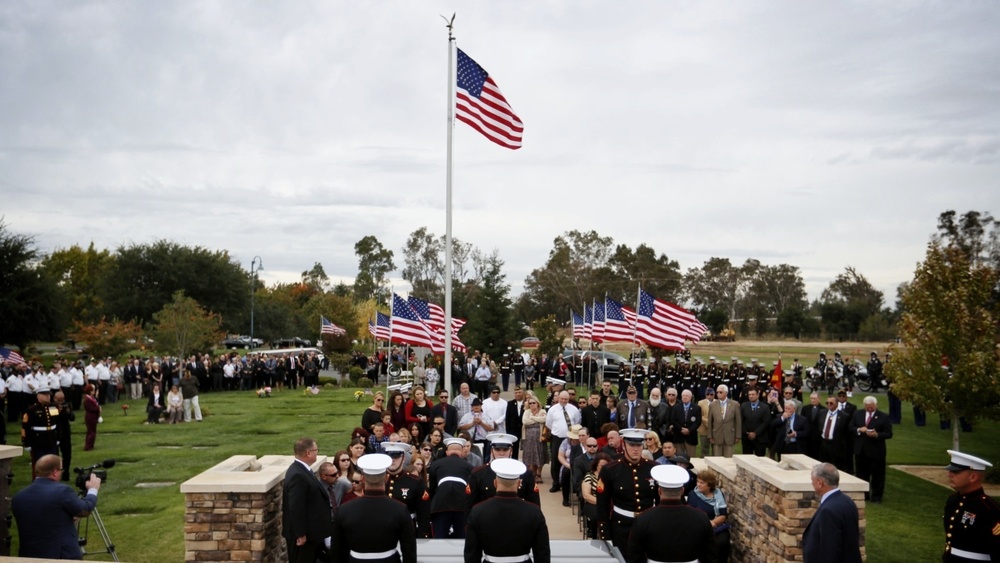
[549,485,560,493]
[562,500,571,507]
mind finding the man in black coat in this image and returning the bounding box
[802,462,862,563]
[799,392,826,461]
[740,388,771,456]
[771,399,809,458]
[504,387,527,459]
[580,390,611,441]
[850,396,892,503]
[283,437,333,563]
[817,396,851,472]
[430,389,459,437]
[428,438,473,539]
[675,389,701,459]
[627,464,715,563]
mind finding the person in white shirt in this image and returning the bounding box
[474,363,493,400]
[458,398,495,455]
[480,386,507,461]
[544,390,581,491]
[96,359,111,405]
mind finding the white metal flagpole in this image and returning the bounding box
[444,14,456,379]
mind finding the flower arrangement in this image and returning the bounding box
[121,404,130,415]
[256,387,272,398]
[354,390,365,402]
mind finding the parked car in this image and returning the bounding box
[273,337,312,348]
[222,336,259,349]
[520,337,540,348]
[561,349,628,379]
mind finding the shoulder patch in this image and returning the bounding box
[422,490,429,501]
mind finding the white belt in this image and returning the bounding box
[613,505,648,518]
[439,476,468,487]
[484,555,530,563]
[350,548,397,559]
[950,547,991,561]
[31,426,57,432]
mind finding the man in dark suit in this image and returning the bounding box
[430,389,459,437]
[850,396,893,503]
[803,462,862,563]
[283,437,333,563]
[836,389,858,473]
[771,399,809,458]
[580,390,611,440]
[818,396,851,472]
[676,389,701,459]
[505,386,527,459]
[12,454,102,559]
[740,388,771,456]
[799,392,826,461]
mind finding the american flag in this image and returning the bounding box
[572,310,585,339]
[687,320,709,343]
[634,290,699,351]
[408,296,467,335]
[390,294,444,353]
[321,316,346,336]
[0,346,26,366]
[604,297,637,343]
[456,48,523,150]
[592,300,606,343]
[583,305,593,339]
[368,312,390,341]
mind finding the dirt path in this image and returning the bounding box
[893,465,1000,496]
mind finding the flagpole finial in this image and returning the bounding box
[442,13,456,40]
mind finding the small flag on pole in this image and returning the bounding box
[368,312,391,340]
[321,316,346,336]
[456,48,523,150]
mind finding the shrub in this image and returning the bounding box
[357,377,373,389]
[348,366,365,385]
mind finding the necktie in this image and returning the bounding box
[628,402,636,428]
[866,412,872,427]
[824,413,834,440]
[328,484,336,512]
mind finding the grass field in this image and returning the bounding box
[6,345,998,562]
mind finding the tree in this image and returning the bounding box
[466,250,515,358]
[70,318,143,360]
[402,227,444,301]
[300,292,358,354]
[354,236,395,304]
[531,315,561,360]
[39,242,113,325]
[0,220,66,348]
[606,243,682,303]
[747,263,808,317]
[820,266,884,338]
[99,241,249,330]
[888,243,1000,449]
[934,209,1000,311]
[148,291,225,360]
[682,257,748,319]
[521,230,614,320]
[301,262,330,293]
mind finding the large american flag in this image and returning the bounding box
[604,297,638,343]
[407,296,467,334]
[321,316,346,336]
[456,48,523,150]
[571,310,585,339]
[390,294,444,353]
[591,300,606,343]
[0,346,26,366]
[583,305,593,340]
[634,290,699,351]
[368,312,390,341]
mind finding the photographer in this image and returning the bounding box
[12,454,102,559]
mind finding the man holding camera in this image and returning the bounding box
[12,453,102,559]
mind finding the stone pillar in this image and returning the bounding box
[0,446,24,556]
[693,454,868,563]
[180,454,327,562]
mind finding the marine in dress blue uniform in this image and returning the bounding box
[627,464,715,563]
[383,442,430,538]
[471,433,540,505]
[465,459,550,563]
[428,438,474,538]
[596,428,659,552]
[943,450,1000,563]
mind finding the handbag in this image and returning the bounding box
[540,424,551,443]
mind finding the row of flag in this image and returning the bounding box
[367,294,468,354]
[572,290,709,351]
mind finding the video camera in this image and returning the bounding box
[74,459,115,492]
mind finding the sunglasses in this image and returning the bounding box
[421,447,432,452]
[352,480,363,485]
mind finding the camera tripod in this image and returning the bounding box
[77,505,119,561]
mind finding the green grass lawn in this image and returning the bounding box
[6,384,998,562]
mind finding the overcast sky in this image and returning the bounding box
[2,1,998,309]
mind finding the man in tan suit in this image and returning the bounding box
[697,388,716,458]
[707,384,741,457]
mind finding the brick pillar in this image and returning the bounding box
[700,454,868,563]
[0,446,24,556]
[181,454,325,563]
